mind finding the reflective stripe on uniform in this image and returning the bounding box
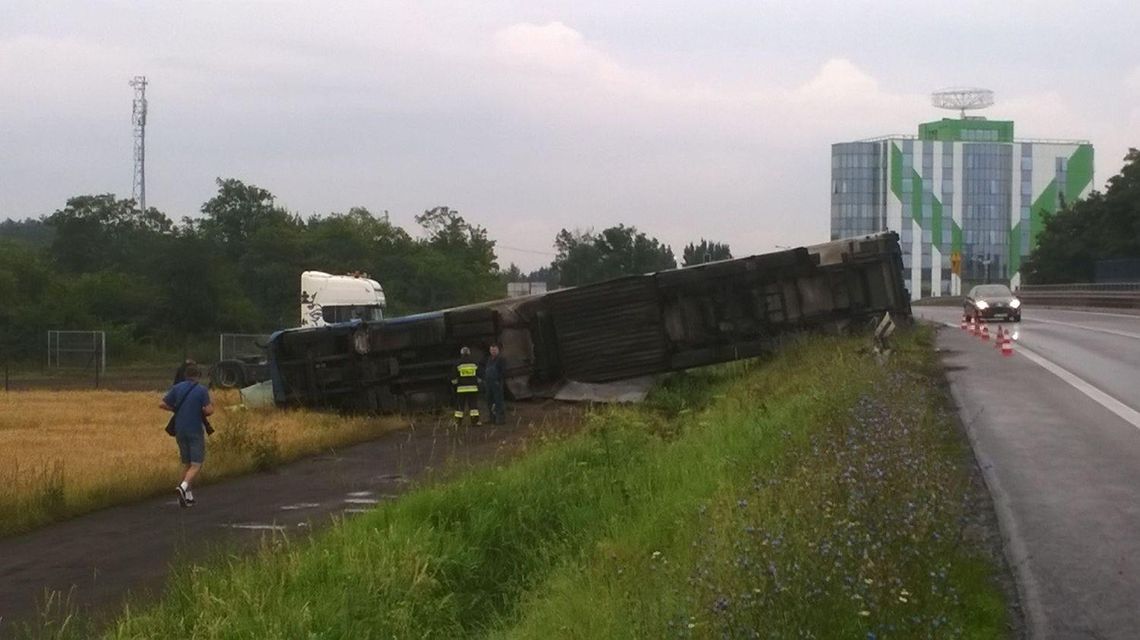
[469,409,480,416]
[457,364,478,377]
[457,385,479,393]
[453,411,464,418]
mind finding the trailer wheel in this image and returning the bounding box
[210,362,247,389]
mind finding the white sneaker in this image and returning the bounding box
[176,485,188,508]
[185,489,195,506]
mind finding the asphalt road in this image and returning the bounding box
[915,306,1140,639]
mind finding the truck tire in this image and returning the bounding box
[210,361,247,389]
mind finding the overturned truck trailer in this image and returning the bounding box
[266,233,911,411]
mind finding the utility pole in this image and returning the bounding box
[129,75,148,212]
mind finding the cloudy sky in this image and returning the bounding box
[2,1,1137,269]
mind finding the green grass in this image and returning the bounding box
[89,328,1008,639]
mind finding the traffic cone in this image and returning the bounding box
[960,315,968,330]
[1001,332,1014,357]
[980,322,990,341]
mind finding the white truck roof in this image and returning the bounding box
[300,271,387,327]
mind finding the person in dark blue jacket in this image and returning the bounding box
[160,364,215,508]
[483,343,507,425]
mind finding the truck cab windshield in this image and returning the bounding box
[322,305,383,324]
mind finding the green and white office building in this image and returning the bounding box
[831,117,1093,300]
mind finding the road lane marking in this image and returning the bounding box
[1025,317,1140,341]
[223,523,287,531]
[1010,346,1140,431]
[934,320,1140,430]
[280,502,321,511]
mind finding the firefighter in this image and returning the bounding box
[451,346,482,426]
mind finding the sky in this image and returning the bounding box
[2,1,1138,270]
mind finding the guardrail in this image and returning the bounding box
[1017,282,1140,309]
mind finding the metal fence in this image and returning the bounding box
[218,333,271,362]
[47,330,106,373]
[1017,282,1140,309]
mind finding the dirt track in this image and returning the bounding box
[0,401,585,634]
[2,365,172,393]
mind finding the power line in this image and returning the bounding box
[496,244,556,257]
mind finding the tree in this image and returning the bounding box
[0,240,58,360]
[1025,148,1140,283]
[406,207,502,309]
[526,265,560,289]
[682,239,733,266]
[197,178,298,259]
[552,224,676,286]
[0,218,54,248]
[45,194,172,272]
[498,263,524,285]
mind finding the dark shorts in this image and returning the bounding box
[176,432,206,465]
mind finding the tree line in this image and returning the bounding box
[0,178,731,361]
[1025,148,1140,284]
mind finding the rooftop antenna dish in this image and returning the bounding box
[931,87,994,119]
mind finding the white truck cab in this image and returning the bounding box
[300,271,387,328]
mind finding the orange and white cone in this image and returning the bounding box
[980,322,990,341]
[1001,332,1014,357]
[960,315,968,330]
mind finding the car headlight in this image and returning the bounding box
[976,301,989,310]
[1010,299,1021,309]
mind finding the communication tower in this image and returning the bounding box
[931,87,994,119]
[129,75,148,212]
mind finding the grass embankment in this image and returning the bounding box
[0,389,404,537]
[101,328,1008,639]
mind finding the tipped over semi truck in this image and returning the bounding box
[265,233,912,411]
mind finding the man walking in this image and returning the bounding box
[483,343,507,425]
[451,346,481,426]
[160,363,214,508]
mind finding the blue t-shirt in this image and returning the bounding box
[163,381,211,436]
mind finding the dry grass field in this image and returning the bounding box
[0,388,407,537]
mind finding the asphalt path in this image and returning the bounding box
[915,306,1140,639]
